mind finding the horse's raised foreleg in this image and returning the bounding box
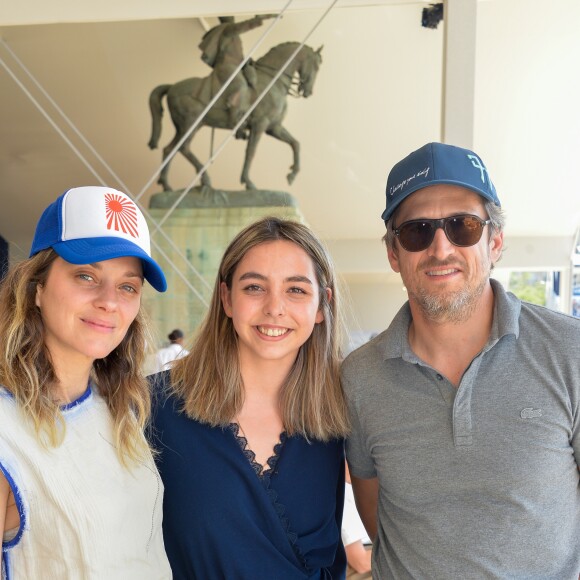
[266,124,300,185]
[241,123,266,190]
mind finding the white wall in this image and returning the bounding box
[341,273,406,336]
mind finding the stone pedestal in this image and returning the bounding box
[142,188,304,347]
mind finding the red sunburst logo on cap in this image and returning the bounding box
[105,193,139,238]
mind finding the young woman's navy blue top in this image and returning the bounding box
[149,372,346,580]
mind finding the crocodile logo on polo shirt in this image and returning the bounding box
[520,407,542,419]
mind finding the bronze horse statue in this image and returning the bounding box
[148,42,322,191]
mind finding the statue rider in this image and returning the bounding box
[199,15,276,126]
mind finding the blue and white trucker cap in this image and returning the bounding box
[382,142,501,223]
[30,186,167,292]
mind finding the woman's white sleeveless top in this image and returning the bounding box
[0,386,171,579]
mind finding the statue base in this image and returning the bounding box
[149,187,298,210]
[142,188,304,364]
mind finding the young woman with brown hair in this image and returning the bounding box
[151,216,350,579]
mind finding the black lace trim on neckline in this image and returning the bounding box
[228,422,287,479]
[226,424,311,572]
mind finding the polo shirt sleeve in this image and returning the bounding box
[342,363,377,480]
[572,383,580,470]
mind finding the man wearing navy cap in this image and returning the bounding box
[342,142,580,578]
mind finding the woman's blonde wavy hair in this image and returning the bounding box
[170,216,350,441]
[0,249,152,466]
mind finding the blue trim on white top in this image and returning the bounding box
[2,549,11,580]
[60,384,92,411]
[0,462,26,551]
[0,387,12,400]
[0,384,92,411]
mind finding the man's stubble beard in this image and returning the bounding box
[408,260,492,324]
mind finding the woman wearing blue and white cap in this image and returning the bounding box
[0,186,171,578]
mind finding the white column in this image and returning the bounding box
[441,0,478,147]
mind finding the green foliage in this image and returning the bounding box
[508,272,547,306]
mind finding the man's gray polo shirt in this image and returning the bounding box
[343,279,580,579]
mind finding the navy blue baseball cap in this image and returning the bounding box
[382,142,501,223]
[30,186,167,292]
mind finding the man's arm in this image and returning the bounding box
[350,474,379,542]
[231,14,276,35]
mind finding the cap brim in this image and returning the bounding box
[382,179,499,223]
[52,237,167,292]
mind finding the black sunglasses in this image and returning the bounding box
[394,214,491,252]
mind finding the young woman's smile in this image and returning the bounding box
[221,240,325,371]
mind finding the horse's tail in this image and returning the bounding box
[148,84,172,149]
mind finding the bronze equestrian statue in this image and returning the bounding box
[148,36,323,191]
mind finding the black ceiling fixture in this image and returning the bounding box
[421,3,444,29]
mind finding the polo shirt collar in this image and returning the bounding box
[380,277,521,363]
